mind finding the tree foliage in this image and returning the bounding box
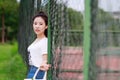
[97,8,120,31]
[0,0,19,42]
[67,8,83,30]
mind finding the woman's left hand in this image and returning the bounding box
[40,63,51,71]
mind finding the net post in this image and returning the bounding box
[47,0,52,80]
[83,0,91,80]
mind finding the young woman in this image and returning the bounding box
[26,11,50,80]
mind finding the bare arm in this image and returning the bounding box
[42,54,47,64]
[40,54,50,71]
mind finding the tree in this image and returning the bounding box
[67,8,83,30]
[0,0,18,43]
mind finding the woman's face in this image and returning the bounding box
[33,16,47,35]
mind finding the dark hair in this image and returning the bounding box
[32,11,48,37]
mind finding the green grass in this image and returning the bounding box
[0,42,27,80]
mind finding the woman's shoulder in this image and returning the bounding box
[41,37,47,44]
[35,37,47,44]
[41,37,47,41]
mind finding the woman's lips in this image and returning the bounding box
[35,29,40,32]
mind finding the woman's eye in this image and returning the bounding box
[39,23,43,25]
[34,22,37,25]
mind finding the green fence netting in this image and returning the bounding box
[88,0,120,80]
[47,0,84,80]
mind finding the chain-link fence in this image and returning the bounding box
[47,0,84,80]
[88,0,120,80]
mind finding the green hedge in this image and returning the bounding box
[0,42,27,80]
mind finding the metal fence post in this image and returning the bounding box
[83,0,91,80]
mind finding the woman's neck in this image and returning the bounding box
[36,34,46,39]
